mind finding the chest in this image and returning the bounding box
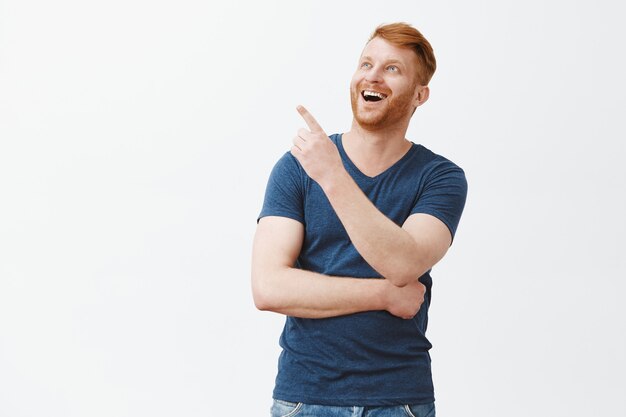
[302,174,424,238]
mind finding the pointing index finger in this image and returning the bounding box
[297,105,323,133]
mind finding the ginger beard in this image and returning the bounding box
[350,79,419,130]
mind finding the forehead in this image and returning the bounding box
[359,36,419,67]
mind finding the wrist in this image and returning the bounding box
[372,278,391,312]
[318,165,350,194]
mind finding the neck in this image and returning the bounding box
[342,119,413,177]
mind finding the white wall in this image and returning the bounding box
[1,1,624,416]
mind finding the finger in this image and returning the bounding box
[296,105,323,133]
[297,128,310,140]
[290,145,302,157]
[292,135,305,149]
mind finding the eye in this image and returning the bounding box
[360,62,372,69]
[386,65,399,72]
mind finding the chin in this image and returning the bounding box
[353,100,414,130]
[355,113,387,129]
[354,102,394,128]
[351,99,387,129]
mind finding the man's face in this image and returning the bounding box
[350,36,425,130]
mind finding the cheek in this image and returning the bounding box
[388,80,412,98]
[350,73,364,90]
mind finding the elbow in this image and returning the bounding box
[252,286,266,311]
[251,269,281,312]
[253,297,272,312]
[385,264,430,287]
[386,274,414,288]
[251,276,271,311]
[253,291,274,312]
[380,242,434,287]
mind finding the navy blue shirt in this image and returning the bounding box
[258,133,467,406]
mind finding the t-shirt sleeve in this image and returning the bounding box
[258,152,305,224]
[410,159,468,244]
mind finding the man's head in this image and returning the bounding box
[370,23,436,87]
[350,23,436,131]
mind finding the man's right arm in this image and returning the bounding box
[251,216,425,319]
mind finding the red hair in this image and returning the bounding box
[369,22,437,86]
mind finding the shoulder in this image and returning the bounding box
[411,144,466,182]
[270,151,305,179]
[413,144,464,170]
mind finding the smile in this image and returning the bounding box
[361,90,388,102]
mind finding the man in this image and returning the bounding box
[252,22,467,417]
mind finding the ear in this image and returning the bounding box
[414,85,430,107]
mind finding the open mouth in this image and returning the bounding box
[361,90,388,102]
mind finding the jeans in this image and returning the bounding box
[270,399,436,417]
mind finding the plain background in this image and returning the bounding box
[1,1,625,416]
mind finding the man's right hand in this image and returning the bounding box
[383,279,426,319]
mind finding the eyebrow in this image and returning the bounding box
[360,56,405,66]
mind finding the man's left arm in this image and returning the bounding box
[291,105,458,287]
[320,168,452,288]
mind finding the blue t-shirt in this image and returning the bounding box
[258,133,467,406]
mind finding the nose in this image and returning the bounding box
[365,64,384,83]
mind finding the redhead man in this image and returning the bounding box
[252,22,467,417]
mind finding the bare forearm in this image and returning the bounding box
[320,170,426,286]
[290,107,451,287]
[252,266,387,318]
[252,216,425,319]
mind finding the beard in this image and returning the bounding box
[350,82,417,130]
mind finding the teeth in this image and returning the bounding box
[363,90,387,99]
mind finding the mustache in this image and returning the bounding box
[355,83,391,96]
